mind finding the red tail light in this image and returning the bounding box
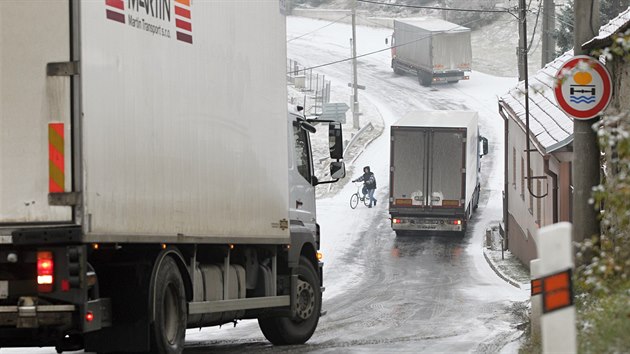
[454,220,462,226]
[37,251,54,292]
[392,218,402,224]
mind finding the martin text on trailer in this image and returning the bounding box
[0,1,344,352]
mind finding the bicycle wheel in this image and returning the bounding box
[350,193,359,209]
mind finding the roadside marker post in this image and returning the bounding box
[530,259,542,342]
[536,222,576,354]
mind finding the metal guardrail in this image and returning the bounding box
[343,122,374,163]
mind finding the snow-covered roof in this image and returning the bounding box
[583,6,630,50]
[499,51,574,154]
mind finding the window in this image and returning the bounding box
[512,147,516,188]
[536,180,542,225]
[521,157,525,200]
[292,122,311,182]
[529,168,534,214]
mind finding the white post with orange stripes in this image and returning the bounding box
[536,222,576,354]
[529,258,542,343]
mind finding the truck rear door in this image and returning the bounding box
[0,1,74,224]
[427,130,466,208]
[390,128,428,207]
[433,31,472,72]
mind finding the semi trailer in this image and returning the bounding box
[390,18,472,86]
[0,0,344,352]
[389,111,487,235]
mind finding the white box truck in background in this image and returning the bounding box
[389,111,487,235]
[0,1,344,352]
[389,18,472,86]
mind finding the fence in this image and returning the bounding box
[287,59,331,115]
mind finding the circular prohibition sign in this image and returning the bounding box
[554,55,612,120]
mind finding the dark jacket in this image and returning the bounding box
[355,172,376,190]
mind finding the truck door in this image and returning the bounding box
[289,121,316,233]
[428,130,465,208]
[0,1,74,224]
[391,128,428,206]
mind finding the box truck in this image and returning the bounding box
[0,1,345,352]
[389,18,472,86]
[389,111,488,235]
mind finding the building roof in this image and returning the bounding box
[583,6,630,50]
[499,51,575,154]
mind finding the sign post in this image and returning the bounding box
[320,102,350,124]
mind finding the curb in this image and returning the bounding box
[482,247,524,289]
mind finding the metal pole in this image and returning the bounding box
[541,0,555,67]
[517,0,525,81]
[573,0,600,261]
[351,0,360,130]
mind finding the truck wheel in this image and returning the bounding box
[152,256,187,354]
[258,256,321,345]
[418,72,431,87]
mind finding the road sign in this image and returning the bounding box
[319,102,349,123]
[554,55,612,120]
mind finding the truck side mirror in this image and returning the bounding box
[330,161,346,180]
[480,137,489,157]
[329,122,343,160]
[385,37,388,45]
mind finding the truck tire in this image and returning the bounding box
[258,256,321,345]
[419,72,432,87]
[152,256,187,354]
[392,60,404,75]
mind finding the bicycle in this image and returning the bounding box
[350,182,371,209]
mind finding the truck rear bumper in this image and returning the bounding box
[0,303,75,328]
[390,215,464,232]
[432,72,469,83]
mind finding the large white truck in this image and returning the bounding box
[389,111,487,235]
[0,1,344,352]
[389,18,472,86]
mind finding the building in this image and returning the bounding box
[498,52,574,266]
[498,7,630,266]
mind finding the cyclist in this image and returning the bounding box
[352,166,377,208]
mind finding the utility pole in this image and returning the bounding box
[517,0,526,81]
[541,0,555,67]
[351,0,360,130]
[573,0,600,260]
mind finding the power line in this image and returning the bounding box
[356,0,517,16]
[288,15,489,74]
[287,14,351,43]
[526,0,543,52]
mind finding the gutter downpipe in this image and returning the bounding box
[544,156,559,223]
[498,101,509,250]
